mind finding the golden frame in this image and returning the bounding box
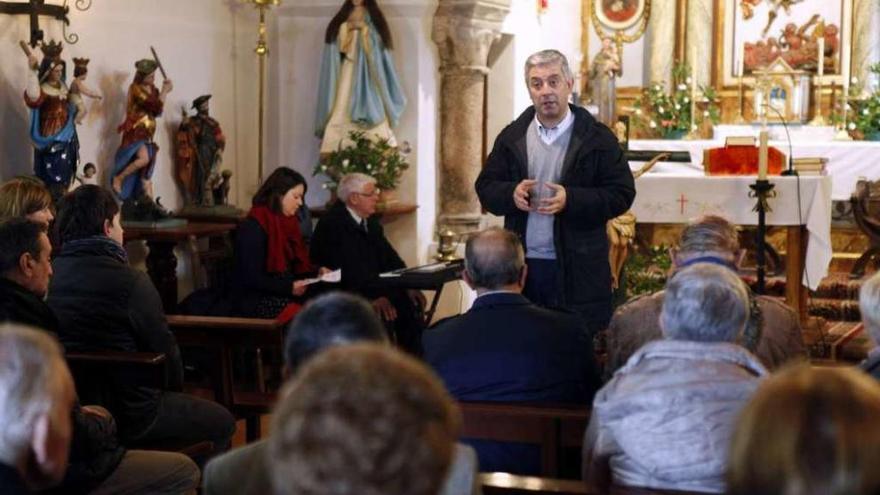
[711,0,853,88]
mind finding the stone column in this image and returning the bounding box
[646,0,677,85]
[432,0,510,232]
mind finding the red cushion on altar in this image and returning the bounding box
[703,145,786,176]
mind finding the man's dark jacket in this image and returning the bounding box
[310,201,405,297]
[0,277,125,493]
[0,463,29,495]
[423,292,600,474]
[47,240,184,441]
[475,105,635,329]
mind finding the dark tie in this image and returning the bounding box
[360,219,368,233]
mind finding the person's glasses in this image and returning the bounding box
[354,188,381,198]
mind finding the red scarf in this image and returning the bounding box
[248,205,312,275]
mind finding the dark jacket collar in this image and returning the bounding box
[328,200,375,235]
[509,104,612,179]
[0,462,30,494]
[471,291,532,310]
[0,278,58,335]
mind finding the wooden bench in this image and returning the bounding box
[458,401,591,478]
[480,473,707,495]
[65,350,215,459]
[166,314,285,440]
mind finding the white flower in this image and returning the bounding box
[703,110,710,117]
[851,77,859,85]
[864,109,870,116]
[366,164,372,170]
[677,83,687,91]
[635,108,643,115]
[683,97,690,103]
[674,104,681,110]
[658,106,665,113]
[322,183,328,189]
[342,159,350,167]
[653,84,661,91]
[649,120,657,128]
[685,77,692,84]
[848,122,857,130]
[692,124,698,130]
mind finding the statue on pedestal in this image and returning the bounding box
[588,37,620,126]
[175,94,226,207]
[111,58,173,220]
[314,0,406,155]
[22,40,79,200]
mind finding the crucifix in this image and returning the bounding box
[677,193,689,215]
[0,0,91,47]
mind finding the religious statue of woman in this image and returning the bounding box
[111,59,173,203]
[22,40,79,199]
[588,37,621,126]
[314,0,406,155]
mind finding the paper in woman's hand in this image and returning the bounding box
[301,269,342,286]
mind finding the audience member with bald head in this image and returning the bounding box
[424,227,599,474]
[605,214,804,378]
[0,323,74,494]
[269,344,460,495]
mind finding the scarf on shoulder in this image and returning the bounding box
[248,205,312,274]
[60,235,129,265]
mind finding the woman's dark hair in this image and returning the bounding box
[56,185,119,243]
[252,167,307,214]
[324,0,393,49]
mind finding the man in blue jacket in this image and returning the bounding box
[424,227,600,474]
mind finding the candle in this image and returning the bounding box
[736,41,745,78]
[817,36,824,79]
[758,130,769,180]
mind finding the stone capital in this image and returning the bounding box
[432,0,511,75]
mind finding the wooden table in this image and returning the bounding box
[124,222,235,311]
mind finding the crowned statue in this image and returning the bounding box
[22,40,79,199]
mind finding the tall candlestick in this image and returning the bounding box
[736,42,745,78]
[691,47,698,132]
[758,129,769,180]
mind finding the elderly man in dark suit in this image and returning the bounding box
[310,173,425,354]
[424,227,600,474]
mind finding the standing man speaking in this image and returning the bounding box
[475,49,635,334]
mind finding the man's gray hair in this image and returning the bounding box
[860,271,880,345]
[0,324,65,466]
[464,227,524,290]
[524,49,574,86]
[676,214,740,262]
[337,173,377,204]
[661,263,749,343]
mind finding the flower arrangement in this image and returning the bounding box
[843,63,880,140]
[631,63,720,139]
[314,131,410,192]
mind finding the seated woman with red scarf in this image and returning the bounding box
[233,167,327,319]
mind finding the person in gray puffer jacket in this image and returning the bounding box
[582,263,767,494]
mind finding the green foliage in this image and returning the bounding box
[314,131,410,191]
[847,63,880,139]
[622,245,672,300]
[631,62,720,138]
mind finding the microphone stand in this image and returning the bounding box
[749,127,776,294]
[749,179,776,294]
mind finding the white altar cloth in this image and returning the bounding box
[629,139,880,201]
[632,174,833,290]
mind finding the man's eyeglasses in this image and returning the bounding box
[353,189,381,198]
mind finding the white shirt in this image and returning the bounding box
[346,206,366,231]
[534,107,574,145]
